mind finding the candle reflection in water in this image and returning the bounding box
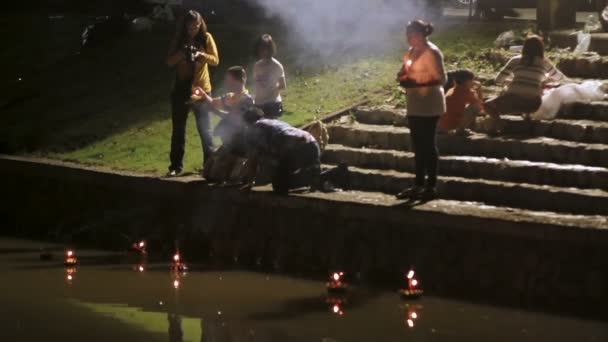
[326,294,347,316]
[404,304,422,329]
[65,267,76,284]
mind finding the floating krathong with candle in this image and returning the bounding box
[399,269,424,299]
[172,252,188,273]
[130,240,147,254]
[326,272,348,293]
[64,250,78,267]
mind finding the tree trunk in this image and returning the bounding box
[537,0,577,31]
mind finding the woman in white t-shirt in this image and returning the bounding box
[253,34,287,118]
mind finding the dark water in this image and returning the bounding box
[1,238,606,342]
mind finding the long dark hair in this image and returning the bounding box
[521,35,544,66]
[171,10,208,53]
[407,19,434,37]
[254,34,277,58]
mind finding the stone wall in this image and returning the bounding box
[1,155,607,318]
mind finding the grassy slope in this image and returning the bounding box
[0,15,528,174]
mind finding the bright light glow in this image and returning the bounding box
[67,250,74,257]
[407,319,415,328]
[138,241,145,248]
[173,280,180,289]
[411,312,418,319]
[67,274,73,281]
[332,273,340,281]
[411,279,419,287]
[407,270,415,279]
[406,60,413,68]
[138,266,144,272]
[333,305,340,313]
[173,253,180,262]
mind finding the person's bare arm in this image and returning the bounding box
[495,57,517,86]
[278,75,287,91]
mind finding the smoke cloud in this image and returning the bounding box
[244,0,435,61]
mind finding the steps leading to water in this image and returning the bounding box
[329,123,608,167]
[323,103,608,219]
[324,145,608,190]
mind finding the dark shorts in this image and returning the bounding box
[257,102,284,119]
[486,93,542,115]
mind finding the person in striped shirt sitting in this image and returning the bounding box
[484,35,565,127]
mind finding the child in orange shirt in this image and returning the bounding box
[439,70,483,135]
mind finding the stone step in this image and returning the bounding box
[323,144,608,190]
[560,101,608,122]
[355,106,608,143]
[328,165,608,216]
[500,116,608,145]
[328,123,608,168]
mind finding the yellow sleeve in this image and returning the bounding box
[203,33,219,67]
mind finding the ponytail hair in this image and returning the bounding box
[407,19,434,37]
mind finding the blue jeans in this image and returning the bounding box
[169,82,215,172]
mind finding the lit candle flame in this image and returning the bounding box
[173,253,180,262]
[407,270,415,279]
[407,319,415,328]
[411,279,418,287]
[67,250,74,257]
[138,241,145,248]
[411,312,418,319]
[332,272,341,281]
[333,305,340,313]
[138,265,145,272]
[173,280,180,289]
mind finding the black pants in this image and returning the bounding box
[408,116,440,188]
[272,142,321,194]
[169,81,215,172]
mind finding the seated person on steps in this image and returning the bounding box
[439,69,484,135]
[484,35,565,132]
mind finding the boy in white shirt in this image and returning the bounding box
[253,34,287,118]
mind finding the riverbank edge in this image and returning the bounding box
[1,154,607,318]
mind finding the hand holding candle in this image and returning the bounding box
[191,87,207,102]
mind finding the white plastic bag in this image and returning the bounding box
[494,31,515,48]
[584,14,602,33]
[575,31,591,53]
[533,81,606,120]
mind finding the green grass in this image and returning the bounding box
[0,15,530,174]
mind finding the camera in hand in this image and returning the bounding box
[184,45,199,63]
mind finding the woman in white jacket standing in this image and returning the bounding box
[396,19,447,200]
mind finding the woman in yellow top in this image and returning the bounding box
[166,10,219,177]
